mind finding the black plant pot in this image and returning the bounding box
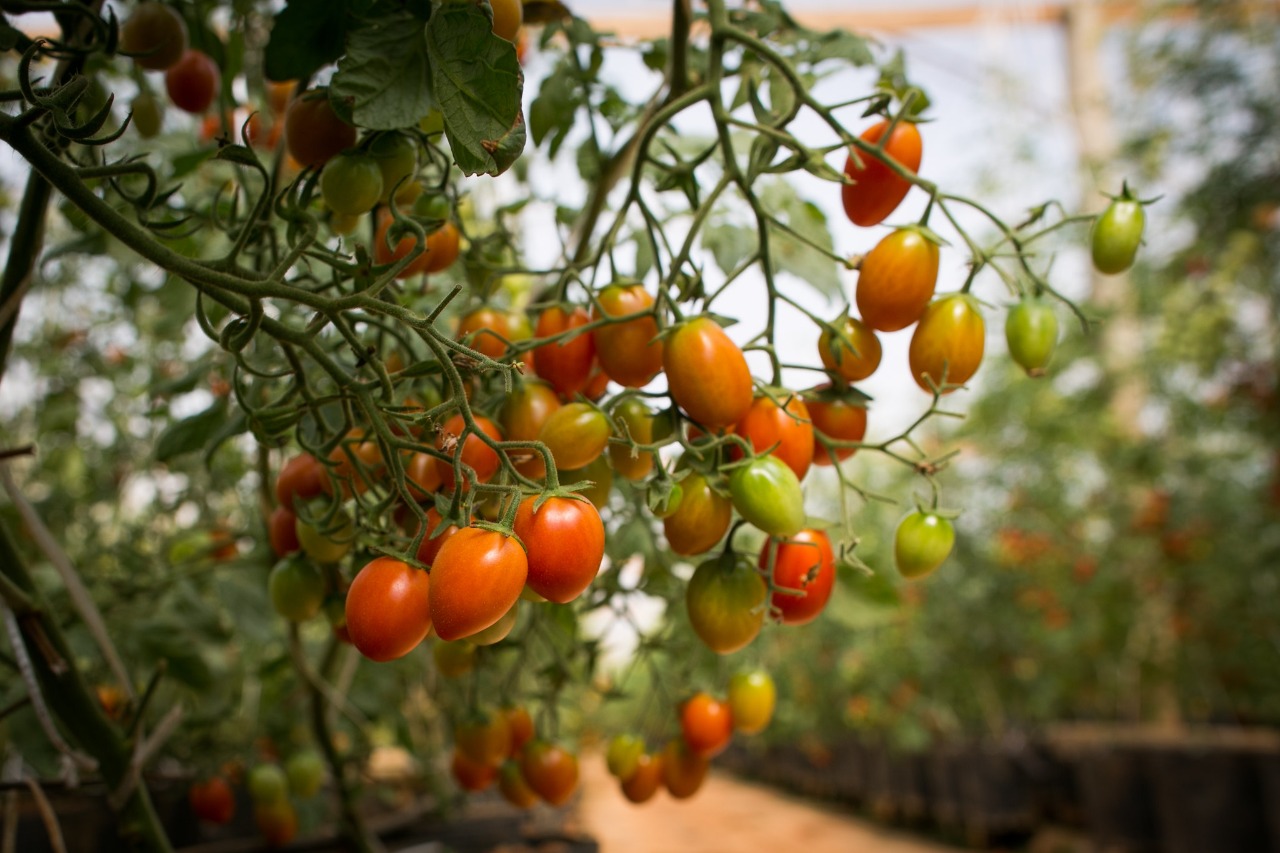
[1144,744,1271,853]
[1072,744,1160,853]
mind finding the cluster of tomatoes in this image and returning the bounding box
[185,751,324,847]
[448,705,580,808]
[605,671,776,803]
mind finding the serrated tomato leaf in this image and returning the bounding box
[264,0,349,82]
[330,9,435,129]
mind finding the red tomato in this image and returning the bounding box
[324,429,384,497]
[429,527,528,641]
[285,91,356,169]
[513,495,606,603]
[733,393,814,481]
[808,392,868,466]
[680,693,733,758]
[662,471,731,556]
[499,381,561,477]
[502,706,536,757]
[664,317,754,430]
[410,507,459,566]
[908,294,986,392]
[521,741,579,806]
[458,307,520,360]
[164,50,219,114]
[456,709,511,767]
[819,315,883,382]
[842,120,923,227]
[855,228,940,332]
[276,453,325,508]
[620,752,663,804]
[533,306,596,397]
[189,776,235,824]
[403,450,443,500]
[345,557,432,662]
[760,528,835,625]
[661,739,708,800]
[591,284,664,387]
[451,749,496,792]
[268,506,300,557]
[420,221,461,274]
[373,215,428,279]
[434,414,502,492]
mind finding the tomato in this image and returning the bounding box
[285,91,356,169]
[268,556,326,622]
[130,91,163,139]
[165,50,220,114]
[533,306,596,397]
[456,708,511,767]
[728,670,776,734]
[458,307,520,360]
[285,749,325,798]
[559,456,614,510]
[320,153,383,215]
[491,0,523,41]
[411,507,460,566]
[894,511,955,579]
[686,555,766,654]
[908,293,985,392]
[121,2,188,71]
[808,391,868,466]
[537,402,611,472]
[583,363,610,400]
[268,506,300,557]
[607,398,655,480]
[295,510,355,563]
[404,450,443,500]
[592,284,663,387]
[499,381,561,477]
[661,739,708,799]
[664,317,754,430]
[267,80,295,115]
[819,315,883,382]
[373,215,428,278]
[606,734,645,779]
[621,752,663,804]
[513,495,605,603]
[842,120,923,227]
[367,132,418,202]
[503,706,535,757]
[681,693,733,758]
[662,471,731,556]
[429,527,528,641]
[469,600,518,644]
[434,414,503,492]
[421,221,462,274]
[728,455,806,538]
[345,557,432,662]
[761,528,835,625]
[325,429,385,497]
[209,527,238,561]
[1091,194,1145,275]
[521,741,579,806]
[253,800,298,848]
[855,227,940,332]
[189,776,235,824]
[451,749,496,792]
[247,763,288,805]
[733,393,813,481]
[1005,297,1059,376]
[499,759,539,808]
[432,639,476,677]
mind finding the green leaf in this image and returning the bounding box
[330,9,435,129]
[702,220,756,276]
[156,400,229,464]
[426,2,525,176]
[759,179,841,298]
[264,0,350,82]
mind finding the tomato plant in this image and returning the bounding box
[189,776,236,824]
[268,556,326,622]
[536,402,611,471]
[532,305,595,397]
[728,455,806,538]
[807,390,868,466]
[620,752,663,804]
[734,393,814,481]
[663,471,732,556]
[434,414,503,491]
[285,91,356,168]
[345,556,433,662]
[1005,297,1060,376]
[451,750,496,792]
[320,153,384,215]
[842,119,923,227]
[285,750,326,798]
[498,759,539,808]
[609,397,655,480]
[661,739,709,800]
[819,315,883,383]
[455,708,511,767]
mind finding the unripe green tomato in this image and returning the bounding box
[1091,197,1145,275]
[1005,298,1059,376]
[131,91,164,139]
[414,193,452,221]
[320,154,384,215]
[285,749,326,798]
[647,482,683,519]
[268,556,327,622]
[606,734,645,780]
[728,670,776,734]
[296,511,355,563]
[894,511,955,580]
[247,763,288,805]
[368,132,418,203]
[728,455,806,538]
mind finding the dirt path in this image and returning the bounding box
[573,755,968,853]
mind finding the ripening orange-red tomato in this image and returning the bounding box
[429,527,528,641]
[663,317,754,430]
[907,294,986,392]
[513,495,606,603]
[855,228,940,333]
[818,315,883,383]
[680,693,733,758]
[733,393,814,482]
[451,749,496,792]
[661,739,708,800]
[842,119,923,227]
[345,557,432,662]
[434,414,503,492]
[621,752,664,804]
[285,91,355,168]
[521,741,579,806]
[760,528,836,625]
[276,453,325,508]
[455,708,512,768]
[533,305,596,397]
[592,284,664,387]
[808,391,868,466]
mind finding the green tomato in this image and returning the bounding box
[1005,298,1059,376]
[268,556,327,622]
[131,91,163,139]
[296,511,355,564]
[560,456,613,511]
[728,670,776,735]
[368,132,418,202]
[247,763,288,805]
[413,193,451,221]
[728,455,805,538]
[285,749,326,798]
[419,109,445,135]
[605,734,645,780]
[320,153,384,216]
[894,511,955,580]
[686,555,767,654]
[1091,196,1145,275]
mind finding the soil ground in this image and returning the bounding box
[573,754,968,853]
